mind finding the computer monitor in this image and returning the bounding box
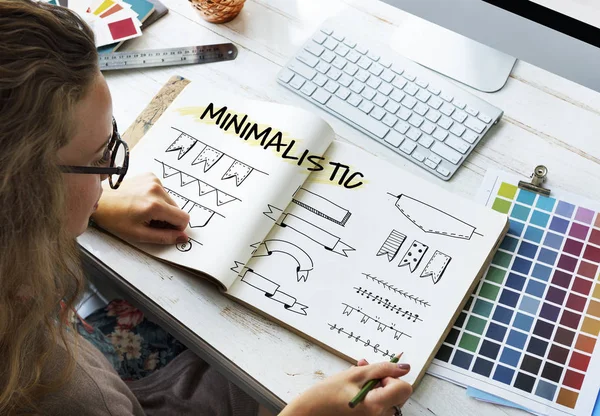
[381,0,600,93]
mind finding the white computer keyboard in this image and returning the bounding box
[277,24,504,180]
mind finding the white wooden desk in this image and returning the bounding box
[78,1,600,414]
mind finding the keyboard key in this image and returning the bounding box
[361,87,376,101]
[421,121,436,135]
[424,158,438,170]
[379,58,392,68]
[478,113,492,124]
[408,114,424,128]
[403,83,418,96]
[346,50,361,63]
[357,56,372,70]
[355,69,370,83]
[343,39,357,48]
[355,44,368,54]
[428,96,443,110]
[446,134,470,154]
[401,96,417,109]
[399,140,417,155]
[394,120,410,134]
[437,165,451,177]
[414,103,429,116]
[451,110,467,124]
[392,77,407,90]
[335,44,350,57]
[327,68,342,80]
[326,96,389,138]
[462,130,478,144]
[313,32,327,44]
[298,51,319,67]
[324,38,338,50]
[321,50,336,63]
[367,51,379,61]
[465,106,479,117]
[278,68,294,83]
[289,60,316,80]
[453,99,466,110]
[418,135,434,148]
[332,32,344,41]
[464,116,486,133]
[440,91,453,102]
[438,116,453,130]
[343,63,358,76]
[391,64,404,75]
[381,69,395,83]
[390,89,405,103]
[428,154,442,165]
[412,151,426,162]
[373,93,388,107]
[432,128,448,141]
[324,80,339,93]
[378,83,393,96]
[289,75,305,90]
[305,42,325,57]
[332,57,347,70]
[397,107,411,121]
[369,64,384,77]
[358,100,374,114]
[406,127,422,141]
[335,87,350,100]
[402,72,416,81]
[425,110,441,123]
[415,78,428,89]
[347,93,362,107]
[384,101,400,114]
[366,77,382,89]
[320,27,333,35]
[384,131,404,147]
[428,85,441,95]
[311,88,331,104]
[439,102,455,116]
[449,123,466,137]
[416,89,431,103]
[338,74,353,87]
[313,74,328,87]
[301,82,317,96]
[316,61,331,74]
[382,113,397,127]
[431,141,462,164]
[369,106,385,120]
[349,80,365,94]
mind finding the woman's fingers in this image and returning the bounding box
[365,377,413,410]
[353,361,411,385]
[145,200,190,231]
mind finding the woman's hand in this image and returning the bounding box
[281,358,412,416]
[91,173,190,245]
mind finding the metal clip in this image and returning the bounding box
[518,165,551,196]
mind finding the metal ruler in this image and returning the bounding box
[98,43,238,71]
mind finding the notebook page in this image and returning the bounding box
[125,84,334,289]
[227,140,508,384]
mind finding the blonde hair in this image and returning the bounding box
[0,1,99,412]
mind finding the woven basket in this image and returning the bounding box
[189,0,246,23]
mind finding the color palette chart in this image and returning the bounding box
[428,171,600,416]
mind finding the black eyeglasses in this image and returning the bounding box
[60,117,129,189]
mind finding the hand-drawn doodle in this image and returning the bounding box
[340,304,412,340]
[263,204,284,222]
[175,237,202,252]
[362,273,430,307]
[250,241,261,254]
[164,187,224,228]
[398,240,428,272]
[390,193,482,240]
[376,230,406,261]
[166,128,268,186]
[420,250,451,285]
[327,323,396,359]
[292,188,352,226]
[252,239,314,282]
[157,160,241,206]
[240,268,308,315]
[166,132,198,159]
[230,261,245,274]
[353,287,422,322]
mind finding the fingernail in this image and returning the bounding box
[176,236,188,244]
[397,363,411,371]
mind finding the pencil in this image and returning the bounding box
[348,352,403,408]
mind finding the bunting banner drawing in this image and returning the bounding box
[398,240,428,273]
[292,187,352,226]
[156,160,240,207]
[240,268,308,315]
[376,230,406,262]
[164,187,224,228]
[165,128,268,186]
[390,193,481,240]
[420,250,451,285]
[252,239,314,282]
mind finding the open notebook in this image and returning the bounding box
[126,82,509,385]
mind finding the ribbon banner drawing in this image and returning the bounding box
[420,250,451,284]
[157,160,240,206]
[166,132,197,159]
[398,240,428,272]
[377,230,406,261]
[292,187,352,226]
[252,239,314,282]
[240,268,308,315]
[164,187,224,228]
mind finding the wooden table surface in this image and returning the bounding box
[78,1,600,414]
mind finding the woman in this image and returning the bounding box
[0,1,412,414]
